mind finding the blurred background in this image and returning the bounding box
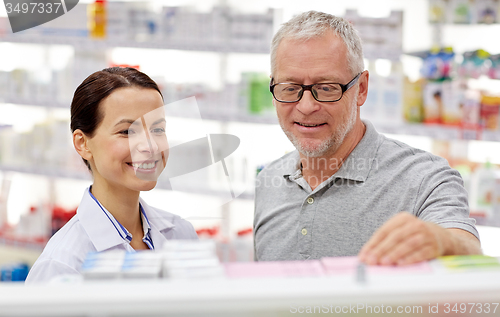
[1,0,500,279]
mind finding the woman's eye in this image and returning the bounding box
[120,129,134,135]
[151,127,165,134]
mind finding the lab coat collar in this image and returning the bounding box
[138,197,176,249]
[77,188,176,252]
[138,197,175,232]
[77,188,129,252]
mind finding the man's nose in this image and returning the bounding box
[296,90,320,115]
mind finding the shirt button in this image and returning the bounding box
[307,197,314,204]
[301,228,307,235]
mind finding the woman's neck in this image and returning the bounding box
[90,181,142,236]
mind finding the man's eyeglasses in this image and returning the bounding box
[270,72,362,103]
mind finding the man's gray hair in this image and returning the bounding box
[270,11,364,77]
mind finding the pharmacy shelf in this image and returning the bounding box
[0,164,254,200]
[0,97,69,109]
[372,121,500,142]
[167,109,278,125]
[3,265,500,316]
[0,96,279,125]
[0,164,91,181]
[2,97,499,141]
[0,34,271,54]
[0,233,46,252]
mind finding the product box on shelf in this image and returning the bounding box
[459,50,491,79]
[15,205,50,240]
[403,77,424,123]
[469,162,500,221]
[106,1,128,41]
[430,0,500,24]
[361,61,405,125]
[0,71,8,100]
[461,89,482,132]
[475,0,500,23]
[423,80,462,125]
[240,72,274,116]
[480,95,500,130]
[380,67,404,124]
[159,6,273,52]
[125,1,160,43]
[488,54,500,79]
[429,0,448,23]
[451,0,473,24]
[0,17,9,36]
[362,70,380,121]
[229,10,274,53]
[344,10,403,61]
[0,126,15,167]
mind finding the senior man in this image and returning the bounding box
[253,11,481,265]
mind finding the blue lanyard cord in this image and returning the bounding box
[88,188,132,242]
[140,205,155,250]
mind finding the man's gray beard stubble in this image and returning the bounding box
[280,95,358,158]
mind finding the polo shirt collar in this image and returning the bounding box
[332,120,380,182]
[283,120,381,183]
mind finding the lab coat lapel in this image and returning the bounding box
[139,198,175,250]
[77,188,129,252]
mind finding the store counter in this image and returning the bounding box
[1,256,500,317]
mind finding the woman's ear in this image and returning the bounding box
[73,129,92,161]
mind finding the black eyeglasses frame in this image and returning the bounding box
[269,72,362,103]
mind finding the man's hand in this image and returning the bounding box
[358,212,481,266]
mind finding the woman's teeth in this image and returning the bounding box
[131,162,156,169]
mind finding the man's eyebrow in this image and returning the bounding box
[277,76,340,83]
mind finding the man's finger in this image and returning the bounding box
[359,212,415,260]
[397,245,437,265]
[379,232,429,265]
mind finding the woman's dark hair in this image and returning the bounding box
[70,67,163,171]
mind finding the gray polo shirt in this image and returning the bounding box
[254,120,479,261]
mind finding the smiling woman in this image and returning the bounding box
[25,67,198,285]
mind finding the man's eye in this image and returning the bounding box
[281,85,299,92]
[317,84,339,92]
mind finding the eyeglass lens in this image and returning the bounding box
[274,83,343,102]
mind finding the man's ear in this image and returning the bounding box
[356,70,369,107]
[73,129,92,161]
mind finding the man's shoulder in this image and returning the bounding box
[377,134,449,168]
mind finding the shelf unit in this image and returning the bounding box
[0,8,275,248]
[0,33,271,54]
[3,263,500,316]
[0,163,255,200]
[2,1,500,254]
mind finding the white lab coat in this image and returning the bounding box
[25,188,197,284]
